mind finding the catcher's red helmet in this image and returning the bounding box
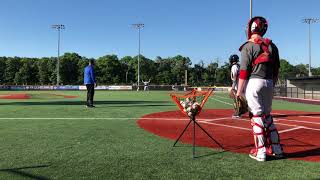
[247,16,268,39]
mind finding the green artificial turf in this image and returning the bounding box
[0,91,319,179]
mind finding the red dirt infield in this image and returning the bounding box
[137,109,320,162]
[0,93,31,99]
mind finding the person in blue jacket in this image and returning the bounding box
[84,59,97,108]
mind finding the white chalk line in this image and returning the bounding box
[140,117,231,122]
[272,112,287,116]
[201,117,317,134]
[302,126,320,132]
[214,95,231,100]
[0,117,228,122]
[210,97,233,106]
[278,127,303,134]
[200,121,251,131]
[200,117,232,122]
[273,122,300,127]
[202,120,309,134]
[210,96,320,131]
[144,114,320,133]
[299,116,320,119]
[277,118,320,125]
[238,118,300,128]
[1,116,317,134]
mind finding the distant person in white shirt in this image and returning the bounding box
[142,79,151,91]
[228,54,240,118]
[230,54,240,90]
[172,83,178,91]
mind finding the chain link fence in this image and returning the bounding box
[274,87,320,100]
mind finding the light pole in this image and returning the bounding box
[52,24,65,86]
[245,0,253,38]
[131,23,144,91]
[302,18,318,76]
[250,0,252,19]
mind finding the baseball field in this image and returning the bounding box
[0,90,319,179]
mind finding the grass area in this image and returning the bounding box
[0,91,319,179]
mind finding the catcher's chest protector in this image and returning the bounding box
[251,38,274,66]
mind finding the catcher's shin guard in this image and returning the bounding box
[250,116,266,161]
[265,115,283,156]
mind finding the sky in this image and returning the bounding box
[0,0,319,67]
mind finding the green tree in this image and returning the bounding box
[0,57,7,84]
[96,55,122,84]
[293,64,308,77]
[60,53,81,85]
[14,58,39,85]
[279,59,295,82]
[215,62,231,86]
[5,57,22,84]
[189,61,205,86]
[38,57,56,85]
[49,58,58,85]
[311,67,320,76]
[134,55,157,83]
[171,55,192,85]
[120,56,135,84]
[203,62,218,86]
[154,56,174,84]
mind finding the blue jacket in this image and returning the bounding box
[84,65,96,84]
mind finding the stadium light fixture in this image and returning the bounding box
[52,24,65,86]
[131,23,144,91]
[302,18,319,77]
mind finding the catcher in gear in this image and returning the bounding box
[237,16,283,161]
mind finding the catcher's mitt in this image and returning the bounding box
[228,88,236,99]
[233,95,248,116]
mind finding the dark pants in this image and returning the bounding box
[86,84,95,106]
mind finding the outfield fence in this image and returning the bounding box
[0,85,229,91]
[274,87,320,100]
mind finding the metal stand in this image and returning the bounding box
[173,116,223,158]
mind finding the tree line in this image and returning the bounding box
[0,52,319,86]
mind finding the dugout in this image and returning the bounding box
[283,76,320,100]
